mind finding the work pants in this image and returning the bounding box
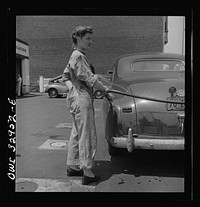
[66,92,97,170]
[17,83,21,96]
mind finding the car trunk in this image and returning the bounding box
[127,71,185,136]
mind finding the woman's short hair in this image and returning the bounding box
[71,26,93,46]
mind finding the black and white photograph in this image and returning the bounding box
[6,8,193,200]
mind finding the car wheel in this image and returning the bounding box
[48,89,58,98]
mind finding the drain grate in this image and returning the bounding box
[38,139,68,150]
[50,141,67,148]
[16,181,39,192]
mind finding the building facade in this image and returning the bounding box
[16,16,166,86]
[164,16,185,55]
[16,38,30,95]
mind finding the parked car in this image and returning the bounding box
[102,52,185,156]
[45,75,68,98]
[45,74,110,99]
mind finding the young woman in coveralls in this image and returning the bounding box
[62,26,112,185]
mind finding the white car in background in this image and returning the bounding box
[45,74,110,99]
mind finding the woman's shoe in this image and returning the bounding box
[82,175,100,185]
[66,167,84,176]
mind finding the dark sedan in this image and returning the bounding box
[102,53,185,155]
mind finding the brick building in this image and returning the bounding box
[16,16,166,86]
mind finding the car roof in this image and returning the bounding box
[115,52,185,63]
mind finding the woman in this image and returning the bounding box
[16,74,22,97]
[62,26,112,185]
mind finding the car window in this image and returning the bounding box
[117,58,185,78]
[131,60,185,71]
[58,78,64,82]
[52,78,63,83]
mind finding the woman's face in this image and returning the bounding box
[77,33,93,52]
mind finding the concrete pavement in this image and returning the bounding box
[15,93,103,192]
[15,92,184,193]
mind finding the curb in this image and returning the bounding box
[16,178,96,192]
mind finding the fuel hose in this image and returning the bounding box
[106,89,185,104]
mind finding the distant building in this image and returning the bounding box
[16,16,167,85]
[16,38,30,95]
[164,16,185,55]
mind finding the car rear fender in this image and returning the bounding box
[110,81,137,136]
[119,95,137,136]
[103,97,122,142]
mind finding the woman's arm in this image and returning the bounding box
[74,55,110,92]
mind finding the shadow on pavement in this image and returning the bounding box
[95,150,185,183]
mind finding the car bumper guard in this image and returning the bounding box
[110,128,184,152]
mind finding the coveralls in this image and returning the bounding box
[16,76,22,96]
[63,49,98,170]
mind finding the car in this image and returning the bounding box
[45,74,109,99]
[45,75,69,98]
[102,52,185,156]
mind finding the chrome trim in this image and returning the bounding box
[111,128,184,151]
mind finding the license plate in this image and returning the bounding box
[166,96,185,111]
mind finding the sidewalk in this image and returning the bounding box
[16,177,97,192]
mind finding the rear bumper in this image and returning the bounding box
[110,128,184,152]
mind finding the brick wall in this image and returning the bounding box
[16,16,164,84]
